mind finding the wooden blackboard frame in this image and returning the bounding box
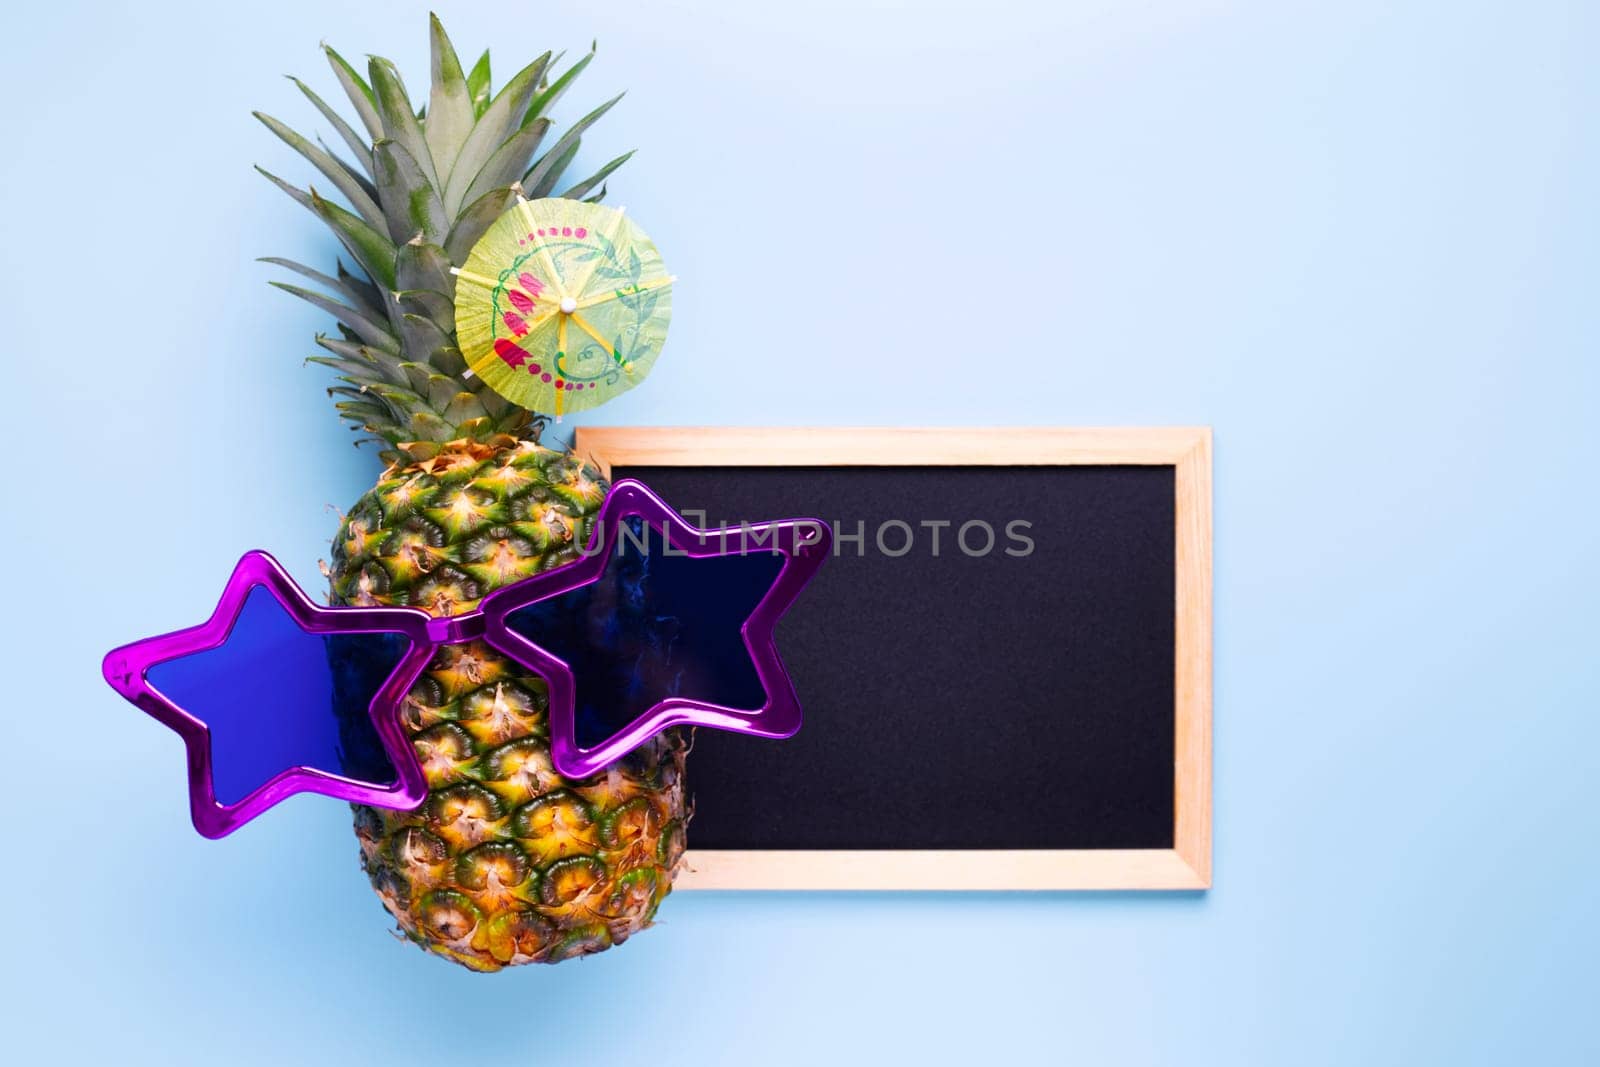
[575,427,1213,891]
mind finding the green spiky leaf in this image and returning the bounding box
[334,397,393,422]
[440,52,549,216]
[271,281,399,353]
[395,287,454,330]
[466,50,492,117]
[255,165,313,211]
[254,111,385,226]
[307,353,405,387]
[308,355,373,381]
[315,333,398,366]
[423,373,461,410]
[442,392,489,426]
[319,136,379,199]
[425,14,476,180]
[369,384,435,418]
[409,411,456,442]
[368,56,440,192]
[289,76,375,179]
[309,189,398,289]
[528,46,593,125]
[459,117,550,210]
[260,257,385,319]
[312,333,407,380]
[523,92,623,193]
[559,149,633,201]
[471,379,511,417]
[523,137,581,198]
[323,45,382,141]
[395,238,456,296]
[394,361,446,397]
[444,186,518,264]
[398,311,453,365]
[336,259,385,313]
[428,345,469,376]
[373,138,448,245]
[392,360,428,392]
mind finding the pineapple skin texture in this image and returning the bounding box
[329,441,688,970]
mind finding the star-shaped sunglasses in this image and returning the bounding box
[102,479,830,838]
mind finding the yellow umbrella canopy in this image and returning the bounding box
[454,198,673,417]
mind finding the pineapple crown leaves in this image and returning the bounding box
[255,13,632,464]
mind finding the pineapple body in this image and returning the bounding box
[330,441,687,970]
[263,16,671,967]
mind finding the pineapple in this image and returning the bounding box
[258,15,686,970]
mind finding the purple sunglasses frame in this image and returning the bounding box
[102,478,831,838]
[102,551,435,838]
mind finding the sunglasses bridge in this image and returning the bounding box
[424,611,490,645]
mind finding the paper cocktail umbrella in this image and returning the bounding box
[453,198,673,417]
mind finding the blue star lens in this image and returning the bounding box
[146,586,408,805]
[504,519,784,752]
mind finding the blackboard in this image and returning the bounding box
[578,428,1212,890]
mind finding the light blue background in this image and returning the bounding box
[4,1,1595,1063]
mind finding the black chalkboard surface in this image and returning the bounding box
[613,463,1177,851]
[581,426,1212,890]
